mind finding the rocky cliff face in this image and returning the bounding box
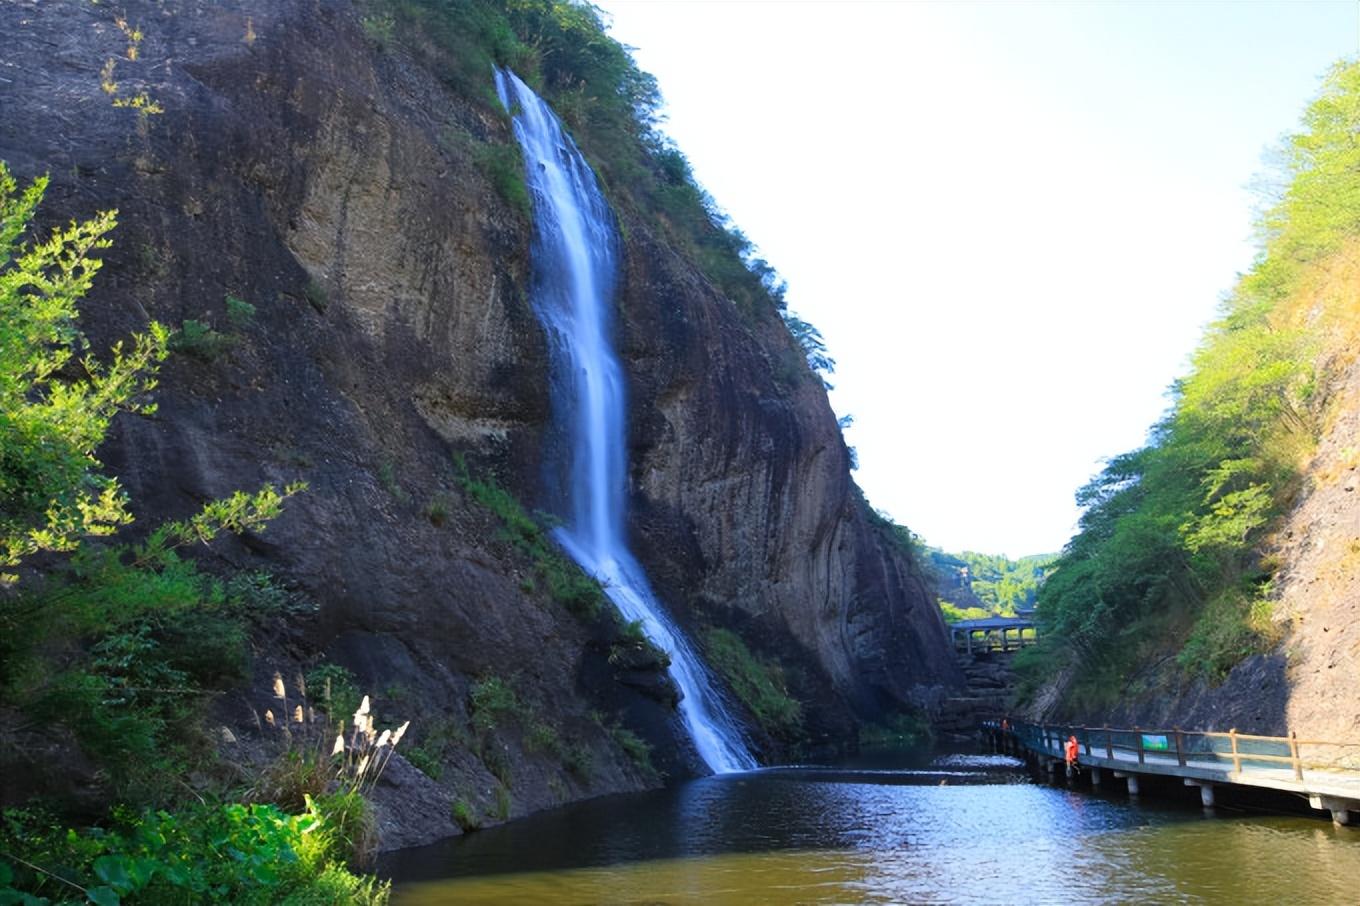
[2,0,959,844]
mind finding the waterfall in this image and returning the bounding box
[495,68,756,774]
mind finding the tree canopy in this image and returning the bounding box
[0,162,168,584]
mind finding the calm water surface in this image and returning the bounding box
[383,750,1360,904]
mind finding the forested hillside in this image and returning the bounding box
[930,550,1056,621]
[1025,61,1360,724]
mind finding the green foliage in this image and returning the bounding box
[0,157,370,900]
[306,664,361,722]
[0,487,301,800]
[858,711,932,749]
[1254,60,1360,290]
[931,550,1057,616]
[401,717,468,783]
[0,800,388,905]
[473,144,530,216]
[403,746,442,781]
[359,12,396,48]
[561,741,593,778]
[308,792,377,871]
[247,747,332,816]
[139,484,306,565]
[702,628,802,740]
[169,292,259,359]
[453,456,604,618]
[607,618,670,668]
[225,294,256,329]
[780,312,835,387]
[0,162,169,584]
[1030,62,1360,695]
[468,676,521,733]
[223,571,313,620]
[169,318,232,359]
[422,495,450,527]
[618,618,647,645]
[938,602,992,624]
[607,725,655,778]
[1177,589,1281,682]
[450,800,480,833]
[525,722,560,756]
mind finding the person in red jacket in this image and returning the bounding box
[1065,734,1080,775]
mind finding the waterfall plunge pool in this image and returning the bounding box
[380,746,1360,904]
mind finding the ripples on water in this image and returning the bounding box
[384,749,1360,904]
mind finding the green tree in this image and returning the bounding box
[0,162,168,584]
[1026,61,1360,694]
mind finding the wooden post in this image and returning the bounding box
[1136,727,1145,765]
[1105,725,1113,760]
[1290,731,1303,782]
[1174,728,1186,767]
[1229,729,1241,773]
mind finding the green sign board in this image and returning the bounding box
[1142,734,1170,752]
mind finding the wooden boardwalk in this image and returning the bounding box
[988,720,1360,824]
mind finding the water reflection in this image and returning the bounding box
[385,749,1360,904]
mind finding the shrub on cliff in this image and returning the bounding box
[703,628,802,740]
[0,161,167,585]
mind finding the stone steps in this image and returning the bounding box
[934,652,1020,735]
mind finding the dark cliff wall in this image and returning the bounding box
[2,0,958,839]
[616,214,960,725]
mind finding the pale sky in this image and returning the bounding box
[593,0,1359,558]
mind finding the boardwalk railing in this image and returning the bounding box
[991,721,1360,776]
[984,719,1360,823]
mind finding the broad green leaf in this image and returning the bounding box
[85,887,119,906]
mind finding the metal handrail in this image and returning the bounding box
[983,720,1360,778]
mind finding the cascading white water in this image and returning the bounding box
[496,68,756,774]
